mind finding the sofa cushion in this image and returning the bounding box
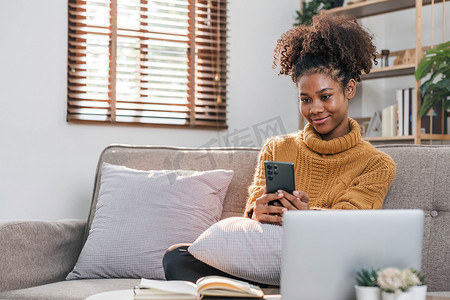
[376,145,450,292]
[0,279,139,300]
[66,163,233,280]
[86,146,261,237]
[0,220,85,293]
[188,217,282,285]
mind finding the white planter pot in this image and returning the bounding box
[381,290,412,300]
[409,285,427,300]
[355,285,381,300]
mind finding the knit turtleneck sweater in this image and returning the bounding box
[244,118,396,217]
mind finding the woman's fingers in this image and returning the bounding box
[256,213,283,225]
[266,205,285,215]
[252,188,286,225]
[278,195,296,210]
[278,190,309,210]
[298,190,309,203]
[255,197,284,215]
[255,190,283,205]
[252,187,310,224]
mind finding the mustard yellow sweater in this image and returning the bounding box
[244,118,396,217]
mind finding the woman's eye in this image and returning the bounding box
[321,94,331,100]
[300,98,310,103]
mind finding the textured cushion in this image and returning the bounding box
[188,217,282,285]
[86,146,261,237]
[66,163,233,280]
[0,279,139,300]
[376,145,450,292]
[0,220,85,293]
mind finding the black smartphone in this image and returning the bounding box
[264,161,295,205]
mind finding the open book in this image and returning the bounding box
[134,276,265,299]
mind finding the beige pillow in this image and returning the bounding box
[188,217,282,285]
[66,163,234,280]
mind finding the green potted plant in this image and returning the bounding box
[415,40,450,118]
[295,0,344,26]
[355,268,381,300]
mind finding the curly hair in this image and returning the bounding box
[273,12,377,89]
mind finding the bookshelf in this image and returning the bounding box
[323,0,449,144]
[365,135,415,142]
[361,64,416,80]
[325,0,445,18]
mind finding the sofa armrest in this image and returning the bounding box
[0,219,85,292]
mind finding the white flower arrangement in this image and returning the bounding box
[376,268,422,294]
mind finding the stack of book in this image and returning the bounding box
[395,88,416,136]
[378,87,448,137]
[376,88,416,137]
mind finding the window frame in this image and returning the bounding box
[67,0,228,129]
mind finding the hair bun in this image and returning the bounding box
[273,11,377,86]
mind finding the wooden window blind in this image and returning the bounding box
[68,0,227,128]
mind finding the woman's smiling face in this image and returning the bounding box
[297,73,356,141]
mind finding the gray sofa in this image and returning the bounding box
[1,144,449,300]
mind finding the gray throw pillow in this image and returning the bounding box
[188,217,282,285]
[66,163,233,280]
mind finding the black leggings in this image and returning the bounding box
[162,243,268,287]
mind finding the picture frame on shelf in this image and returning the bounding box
[353,117,371,137]
[365,111,382,138]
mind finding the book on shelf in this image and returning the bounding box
[395,87,417,136]
[382,104,398,137]
[395,87,448,135]
[133,276,265,300]
[404,88,412,135]
[407,88,417,136]
[396,89,404,136]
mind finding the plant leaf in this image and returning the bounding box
[420,78,431,97]
[416,41,450,80]
[443,99,450,111]
[419,97,434,117]
[424,48,441,55]
[415,58,435,80]
[436,78,450,92]
[419,88,449,117]
[436,40,450,51]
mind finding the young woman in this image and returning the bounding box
[163,11,396,282]
[245,12,396,224]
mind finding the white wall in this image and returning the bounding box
[0,0,300,220]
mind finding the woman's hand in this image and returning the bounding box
[251,187,309,225]
[278,190,309,211]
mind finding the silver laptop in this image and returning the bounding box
[281,209,424,300]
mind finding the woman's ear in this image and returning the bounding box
[345,79,357,100]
